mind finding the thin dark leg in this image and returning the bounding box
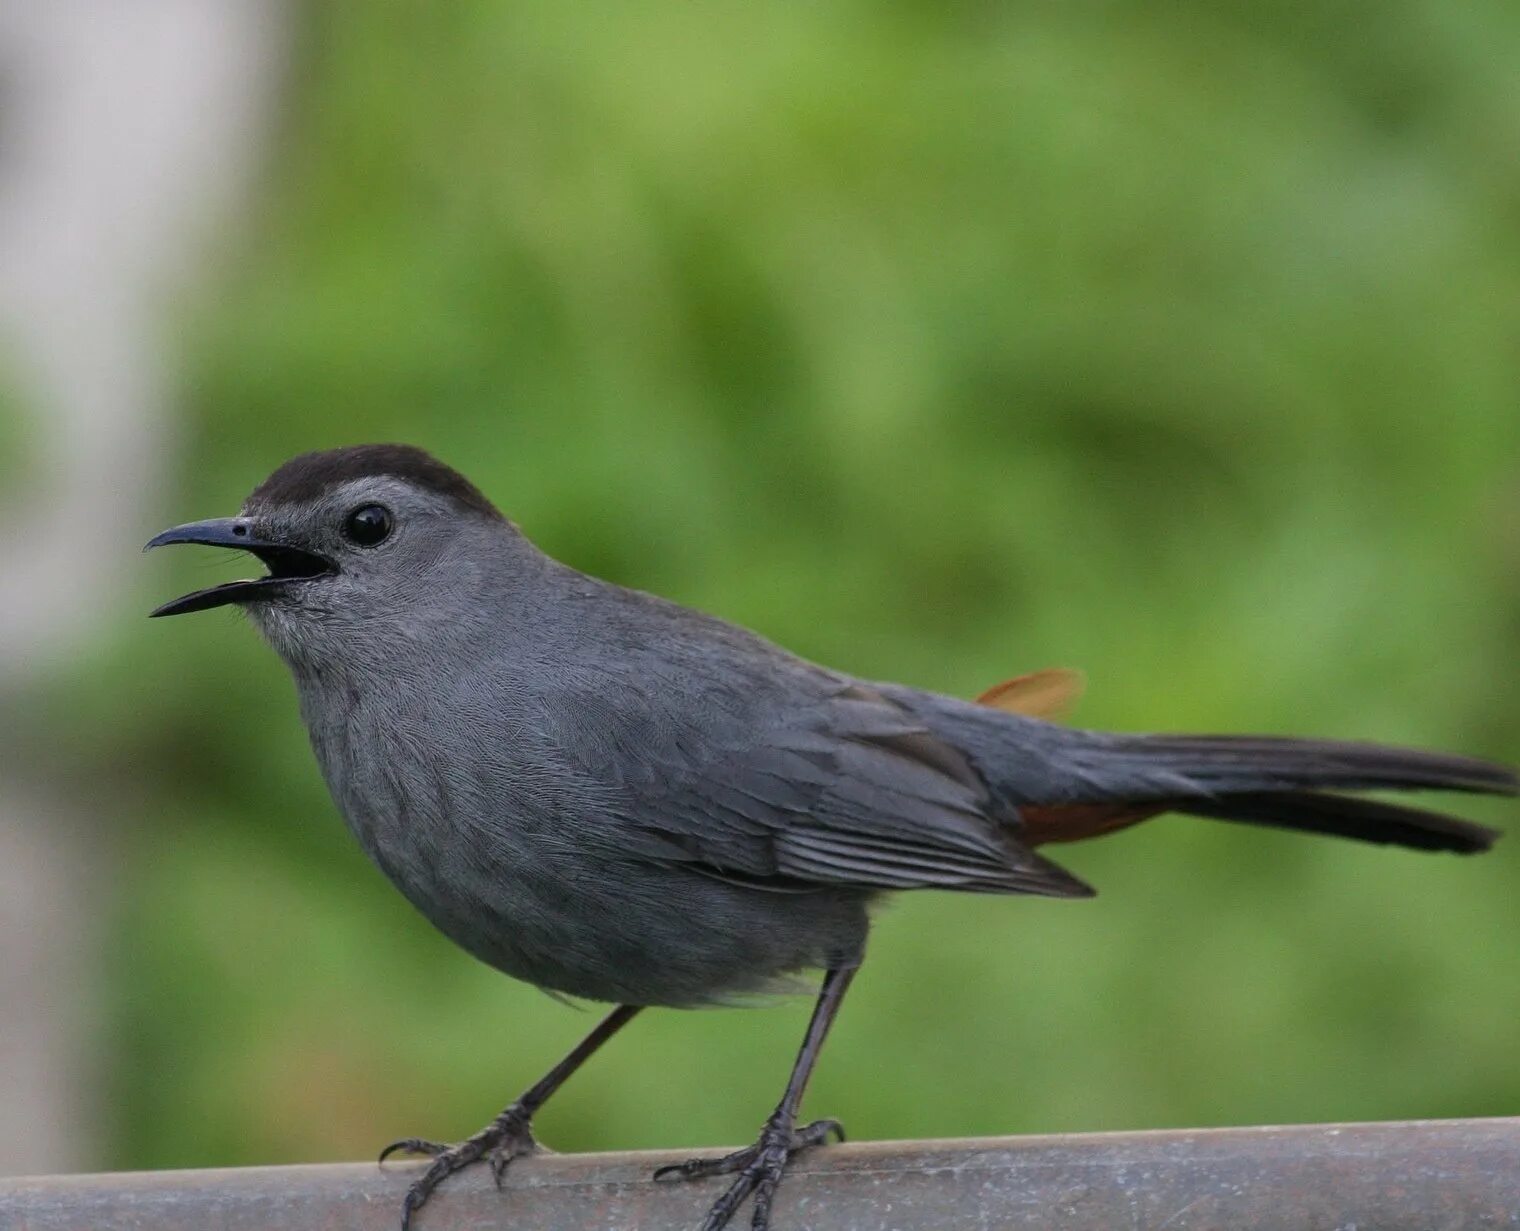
[767,965,853,1130]
[380,1003,641,1230]
[655,967,858,1231]
[517,1002,642,1115]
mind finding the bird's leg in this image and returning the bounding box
[379,1003,641,1230]
[654,967,856,1231]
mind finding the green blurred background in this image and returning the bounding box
[19,2,1520,1171]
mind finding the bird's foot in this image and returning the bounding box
[378,1103,540,1230]
[653,1114,844,1230]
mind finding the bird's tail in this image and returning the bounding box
[1175,790,1498,853]
[1021,732,1513,853]
[971,671,1513,854]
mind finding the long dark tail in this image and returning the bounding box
[1026,732,1515,854]
[1176,790,1499,853]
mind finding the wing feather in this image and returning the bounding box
[593,676,1089,897]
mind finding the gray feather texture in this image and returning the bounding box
[155,445,1511,1008]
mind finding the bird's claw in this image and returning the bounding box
[653,1116,843,1230]
[378,1106,539,1230]
[378,1136,450,1162]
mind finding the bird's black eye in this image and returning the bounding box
[343,504,393,547]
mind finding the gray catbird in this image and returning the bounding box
[147,444,1515,1231]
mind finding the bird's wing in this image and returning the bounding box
[596,676,1090,898]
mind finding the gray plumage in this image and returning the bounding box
[148,444,1512,1008]
[146,444,1514,1231]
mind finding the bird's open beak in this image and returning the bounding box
[144,517,335,617]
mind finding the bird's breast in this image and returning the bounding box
[293,674,869,1005]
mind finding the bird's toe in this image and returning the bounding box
[655,1112,843,1231]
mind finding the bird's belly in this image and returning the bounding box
[331,789,868,1007]
[407,851,869,1007]
[304,699,868,1006]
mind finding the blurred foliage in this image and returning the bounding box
[68,1,1520,1169]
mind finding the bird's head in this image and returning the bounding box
[146,444,522,665]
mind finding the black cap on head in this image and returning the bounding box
[248,444,503,520]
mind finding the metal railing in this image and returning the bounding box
[5,1117,1517,1229]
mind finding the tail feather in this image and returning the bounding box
[1087,732,1519,798]
[958,669,1513,858]
[1063,732,1515,855]
[1176,790,1500,854]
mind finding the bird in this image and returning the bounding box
[145,443,1515,1231]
